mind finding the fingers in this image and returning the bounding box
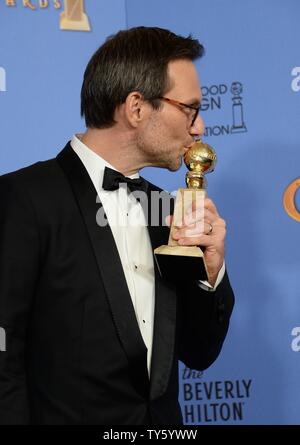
[166,206,216,228]
[173,224,226,246]
[172,221,206,239]
[174,208,218,230]
[167,197,224,241]
[165,214,173,227]
[172,219,221,240]
[179,198,220,226]
[204,198,220,218]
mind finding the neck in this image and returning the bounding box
[80,127,144,176]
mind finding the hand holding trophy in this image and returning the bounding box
[154,139,217,281]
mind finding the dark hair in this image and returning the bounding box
[80,26,204,129]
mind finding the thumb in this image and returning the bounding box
[165,214,173,227]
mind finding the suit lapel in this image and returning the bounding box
[145,186,177,401]
[57,143,149,395]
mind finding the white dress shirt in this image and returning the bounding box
[71,134,225,374]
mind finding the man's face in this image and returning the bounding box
[137,59,204,171]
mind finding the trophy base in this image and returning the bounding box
[60,12,91,31]
[154,245,208,281]
[231,124,247,133]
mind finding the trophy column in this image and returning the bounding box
[154,140,217,282]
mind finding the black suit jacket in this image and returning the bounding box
[0,142,234,425]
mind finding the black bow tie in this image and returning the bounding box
[102,167,148,194]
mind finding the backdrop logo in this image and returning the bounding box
[0,327,6,352]
[201,81,247,137]
[0,67,6,92]
[291,327,300,352]
[283,178,300,222]
[181,367,252,424]
[5,0,91,32]
[6,0,62,9]
[291,67,300,92]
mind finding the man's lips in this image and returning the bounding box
[183,145,193,153]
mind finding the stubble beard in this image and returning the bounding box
[137,133,183,172]
[140,142,182,171]
[136,113,184,171]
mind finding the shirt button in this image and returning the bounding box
[134,264,138,270]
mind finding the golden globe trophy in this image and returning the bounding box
[154,139,217,281]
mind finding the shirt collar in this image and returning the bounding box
[70,134,139,193]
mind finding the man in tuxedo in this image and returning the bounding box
[0,27,234,425]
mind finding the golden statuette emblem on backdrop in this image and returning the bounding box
[154,139,217,281]
[60,0,91,31]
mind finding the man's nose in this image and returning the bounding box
[190,114,205,138]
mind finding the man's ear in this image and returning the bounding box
[124,91,144,127]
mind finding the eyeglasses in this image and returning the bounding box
[158,96,200,127]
